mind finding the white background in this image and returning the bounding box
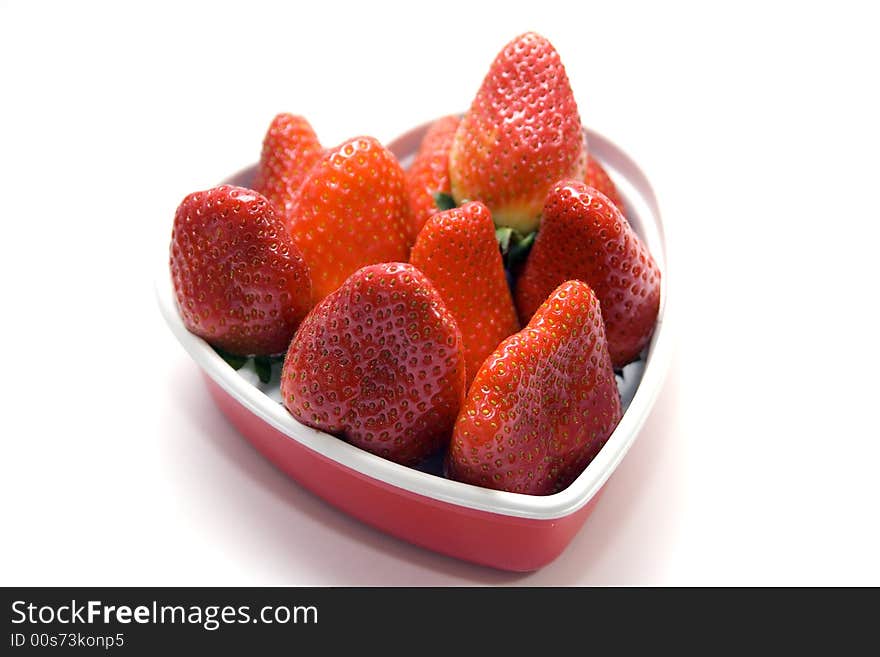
[2,0,878,585]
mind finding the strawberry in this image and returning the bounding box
[409,201,519,389]
[584,154,624,215]
[285,136,410,304]
[448,280,621,495]
[515,180,661,367]
[170,185,312,356]
[404,114,460,243]
[281,263,466,465]
[449,32,586,233]
[252,113,323,218]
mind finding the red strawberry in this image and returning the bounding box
[584,154,624,215]
[448,280,621,495]
[170,185,312,356]
[515,180,661,367]
[282,263,466,465]
[409,201,519,389]
[449,32,586,233]
[285,136,410,304]
[404,114,460,243]
[252,113,323,218]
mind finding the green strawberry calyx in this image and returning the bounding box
[495,226,536,269]
[433,191,457,212]
[215,348,284,384]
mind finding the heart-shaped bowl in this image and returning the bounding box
[156,120,671,571]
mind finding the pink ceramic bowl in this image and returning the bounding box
[157,121,671,571]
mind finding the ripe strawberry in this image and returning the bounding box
[252,113,323,217]
[584,154,624,215]
[515,180,661,367]
[404,114,460,243]
[409,201,519,389]
[285,136,410,304]
[448,280,621,495]
[449,32,586,233]
[170,185,312,356]
[282,263,466,465]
